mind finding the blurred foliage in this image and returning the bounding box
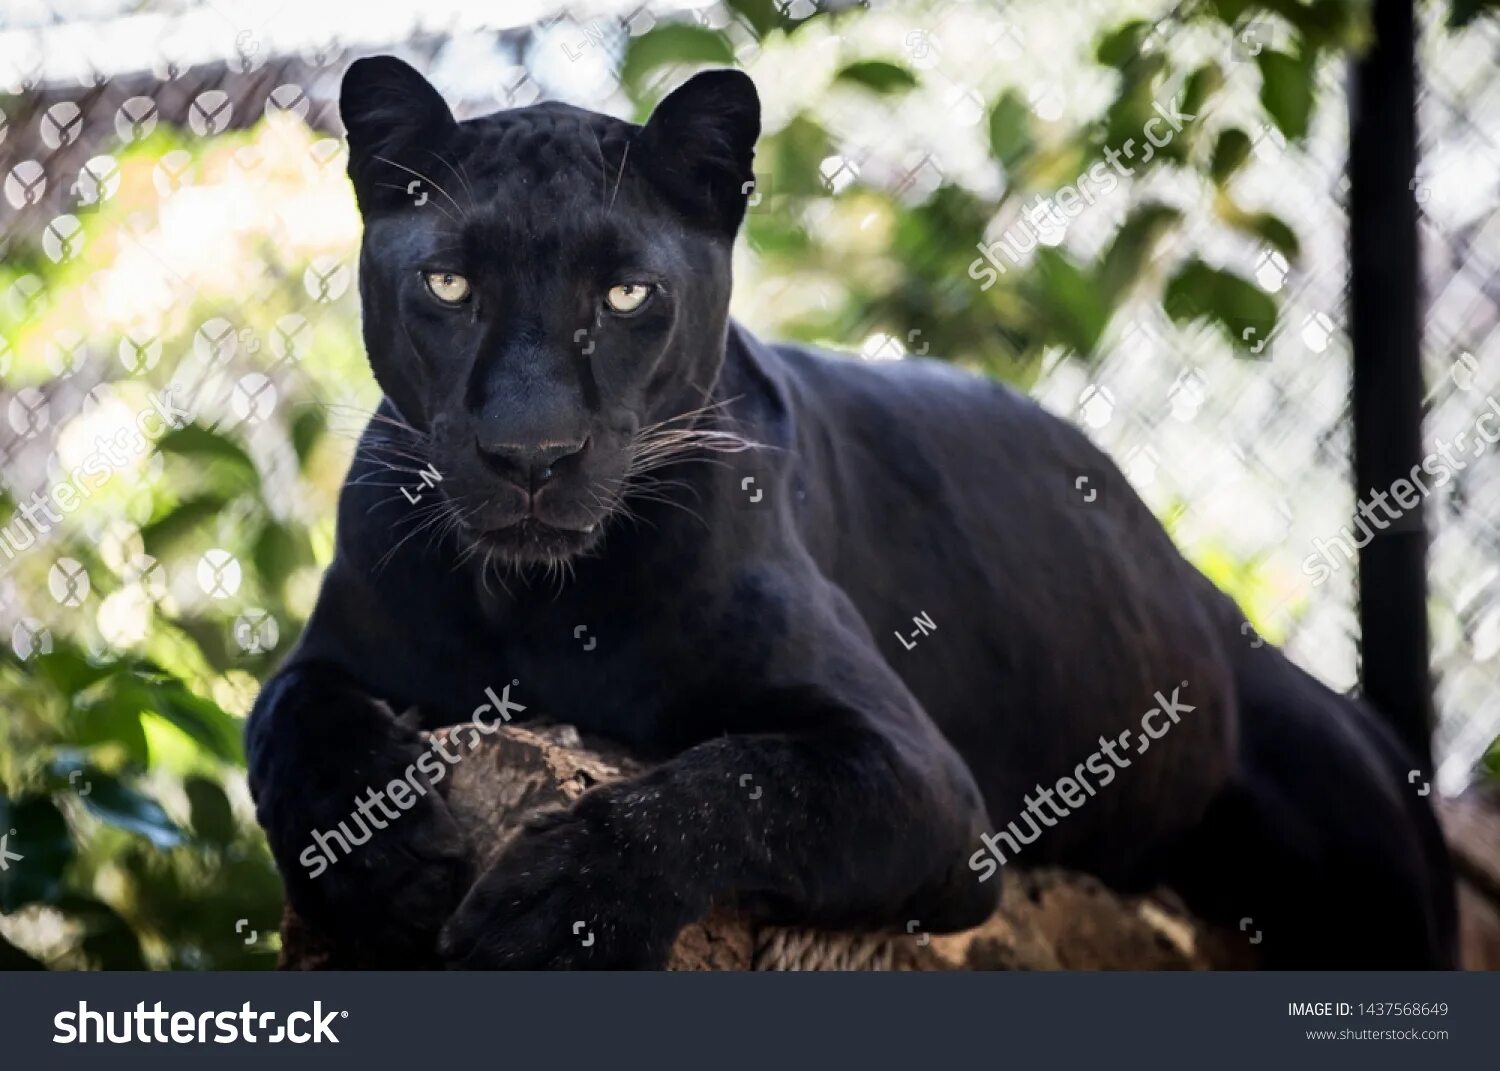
[0,114,358,968]
[2,0,1498,969]
[699,0,1374,372]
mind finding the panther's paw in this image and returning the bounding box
[262,732,472,965]
[440,802,690,970]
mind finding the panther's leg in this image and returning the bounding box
[1166,650,1456,968]
[247,660,473,966]
[439,565,998,969]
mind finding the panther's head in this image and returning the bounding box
[340,57,760,566]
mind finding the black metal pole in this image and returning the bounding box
[1348,0,1432,767]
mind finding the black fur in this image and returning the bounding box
[246,59,1456,969]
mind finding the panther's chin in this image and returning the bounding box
[467,516,602,566]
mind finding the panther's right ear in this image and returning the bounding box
[340,56,456,201]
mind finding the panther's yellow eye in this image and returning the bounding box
[605,283,652,314]
[424,271,471,305]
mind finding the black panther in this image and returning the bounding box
[246,56,1456,969]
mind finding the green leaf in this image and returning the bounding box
[1449,0,1496,28]
[140,494,232,557]
[185,776,237,846]
[0,794,75,912]
[1164,258,1278,353]
[1482,734,1500,783]
[79,773,186,849]
[1257,48,1315,140]
[113,676,243,764]
[35,647,118,697]
[154,424,259,491]
[988,91,1034,172]
[1099,53,1170,159]
[1096,202,1184,305]
[620,24,736,98]
[1182,63,1225,120]
[151,681,244,764]
[1215,195,1303,261]
[54,895,146,970]
[1203,0,1256,24]
[744,211,814,258]
[1210,128,1253,184]
[155,423,253,466]
[834,59,917,94]
[1096,20,1152,68]
[253,519,312,595]
[1301,0,1372,50]
[67,700,150,765]
[721,0,794,38]
[768,114,834,197]
[173,615,239,675]
[1033,247,1111,356]
[1239,211,1301,260]
[290,405,326,467]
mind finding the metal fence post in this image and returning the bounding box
[1348,0,1433,767]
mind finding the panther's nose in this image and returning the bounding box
[475,435,588,491]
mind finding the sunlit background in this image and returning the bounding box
[0,0,1497,968]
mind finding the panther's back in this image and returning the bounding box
[752,337,1243,875]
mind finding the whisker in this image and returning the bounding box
[310,400,432,443]
[374,181,461,228]
[421,147,477,214]
[349,469,427,488]
[608,134,632,214]
[354,443,435,468]
[586,122,608,214]
[373,155,470,223]
[375,500,457,575]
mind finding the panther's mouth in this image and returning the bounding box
[467,516,601,564]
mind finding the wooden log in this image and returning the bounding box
[1439,791,1500,970]
[279,724,1252,970]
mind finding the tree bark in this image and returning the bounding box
[279,724,1253,970]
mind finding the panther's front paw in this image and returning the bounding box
[261,744,473,965]
[439,801,692,969]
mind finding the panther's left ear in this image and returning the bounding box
[639,69,761,235]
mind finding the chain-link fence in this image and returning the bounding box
[0,0,1496,808]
